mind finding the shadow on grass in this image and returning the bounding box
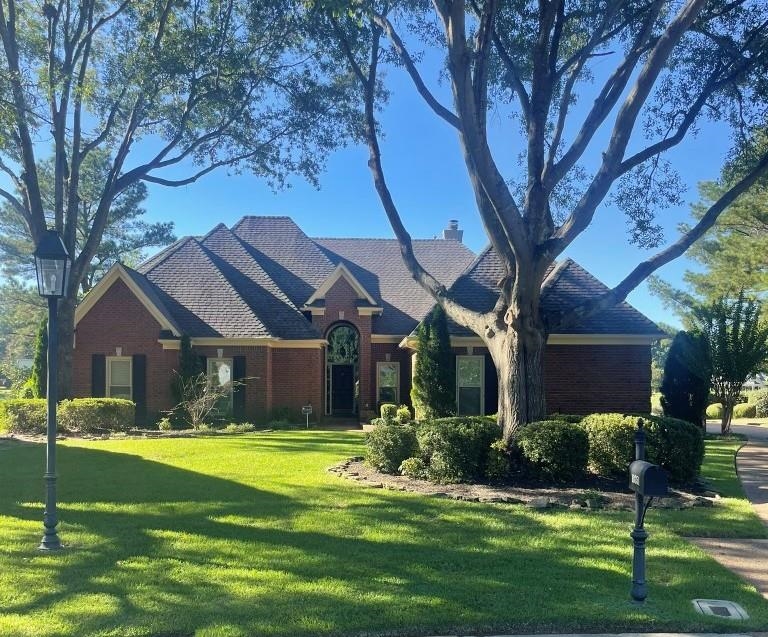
[1,438,767,637]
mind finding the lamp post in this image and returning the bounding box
[33,229,71,551]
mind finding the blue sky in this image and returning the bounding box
[141,57,731,331]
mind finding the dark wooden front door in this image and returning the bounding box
[331,364,355,414]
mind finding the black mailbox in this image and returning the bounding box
[629,460,668,497]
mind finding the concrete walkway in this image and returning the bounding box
[690,425,768,600]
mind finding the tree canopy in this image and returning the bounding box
[319,0,768,437]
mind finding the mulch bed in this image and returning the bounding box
[329,457,720,512]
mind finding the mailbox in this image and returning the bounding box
[629,460,668,497]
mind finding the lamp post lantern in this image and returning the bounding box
[33,229,71,551]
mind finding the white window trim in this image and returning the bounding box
[456,355,485,416]
[207,358,234,414]
[106,356,133,400]
[376,361,400,404]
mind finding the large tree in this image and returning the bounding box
[322,0,768,440]
[0,0,346,396]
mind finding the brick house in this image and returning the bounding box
[72,216,664,424]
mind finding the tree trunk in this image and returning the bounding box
[721,402,733,435]
[56,295,77,400]
[490,324,547,442]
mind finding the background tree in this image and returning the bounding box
[28,318,48,399]
[692,292,768,434]
[650,322,676,392]
[322,0,768,440]
[0,152,175,293]
[411,305,456,419]
[0,0,346,396]
[0,280,45,371]
[660,330,710,428]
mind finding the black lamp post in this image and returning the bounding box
[33,229,71,551]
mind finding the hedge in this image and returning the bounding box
[581,413,704,484]
[416,416,501,483]
[755,390,768,418]
[365,422,418,473]
[0,398,135,435]
[706,403,723,419]
[733,402,757,419]
[517,420,589,483]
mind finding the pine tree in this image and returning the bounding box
[660,331,711,427]
[29,318,48,398]
[411,306,456,419]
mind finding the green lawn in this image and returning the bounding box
[0,432,766,637]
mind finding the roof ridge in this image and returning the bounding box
[138,236,196,274]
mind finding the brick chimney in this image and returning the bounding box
[442,219,463,242]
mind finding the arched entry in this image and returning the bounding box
[326,323,359,416]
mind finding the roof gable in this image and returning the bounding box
[304,263,378,307]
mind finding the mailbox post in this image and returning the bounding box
[629,419,668,602]
[302,404,312,429]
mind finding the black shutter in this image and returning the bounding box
[484,353,498,416]
[233,355,246,421]
[132,354,147,426]
[92,354,106,397]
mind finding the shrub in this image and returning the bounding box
[485,439,512,483]
[755,390,768,418]
[733,402,757,419]
[396,405,411,423]
[517,420,589,483]
[399,456,428,479]
[0,399,47,434]
[223,422,256,433]
[546,413,584,424]
[157,417,173,431]
[706,403,724,419]
[581,413,704,484]
[58,398,135,433]
[416,416,501,483]
[365,422,418,473]
[380,403,398,422]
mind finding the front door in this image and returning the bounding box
[331,364,355,415]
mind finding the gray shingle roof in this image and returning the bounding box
[447,247,664,336]
[314,238,476,335]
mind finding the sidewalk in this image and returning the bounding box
[690,430,768,600]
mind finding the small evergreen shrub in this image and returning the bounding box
[399,456,428,479]
[517,420,589,483]
[0,399,47,434]
[581,413,704,484]
[733,402,757,419]
[416,416,501,483]
[396,405,411,423]
[223,422,256,433]
[380,403,398,422]
[546,413,584,424]
[58,398,135,433]
[365,422,418,473]
[755,390,768,418]
[706,403,724,419]
[157,417,173,431]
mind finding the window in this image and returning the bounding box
[207,358,233,415]
[377,361,400,404]
[107,357,132,400]
[456,355,484,415]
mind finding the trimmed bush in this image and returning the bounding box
[485,439,512,483]
[416,416,501,483]
[223,422,256,433]
[380,403,398,422]
[706,403,724,419]
[396,405,411,423]
[756,391,768,418]
[733,402,757,419]
[58,398,135,433]
[581,413,704,484]
[0,399,47,434]
[365,422,418,473]
[157,417,173,431]
[546,413,584,424]
[399,456,428,479]
[517,420,589,483]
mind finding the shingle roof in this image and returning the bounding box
[314,238,476,335]
[447,247,664,336]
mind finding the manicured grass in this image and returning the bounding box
[1,432,767,637]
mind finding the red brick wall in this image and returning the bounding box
[73,279,176,422]
[544,344,651,415]
[311,277,374,417]
[270,348,324,421]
